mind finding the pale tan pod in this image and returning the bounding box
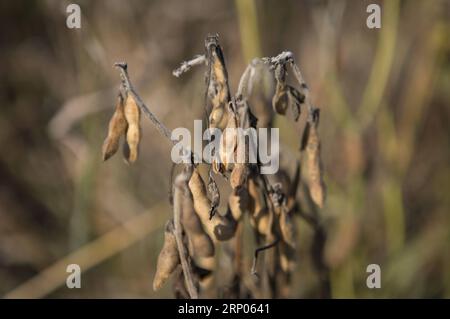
[220,106,238,172]
[206,36,231,131]
[248,177,266,217]
[181,187,215,258]
[123,94,141,163]
[247,177,272,237]
[153,220,180,291]
[255,208,271,236]
[209,107,228,130]
[188,169,237,241]
[306,123,326,208]
[102,94,128,161]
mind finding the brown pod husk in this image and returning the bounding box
[153,220,180,291]
[305,117,326,208]
[123,94,141,163]
[181,186,215,258]
[102,94,128,161]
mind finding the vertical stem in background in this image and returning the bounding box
[378,18,445,257]
[235,0,262,62]
[357,0,402,257]
[357,0,400,130]
[69,119,100,250]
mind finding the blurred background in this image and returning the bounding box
[0,0,449,298]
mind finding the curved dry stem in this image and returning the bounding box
[173,168,198,299]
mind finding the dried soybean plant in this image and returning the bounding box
[101,35,327,298]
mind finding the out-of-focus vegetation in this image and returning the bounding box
[0,0,449,298]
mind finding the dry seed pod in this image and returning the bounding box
[173,266,190,299]
[153,220,180,291]
[205,35,231,130]
[228,187,250,222]
[102,94,128,161]
[188,169,236,241]
[230,164,248,190]
[181,185,215,258]
[123,94,141,163]
[209,107,227,130]
[279,241,296,273]
[251,208,271,237]
[213,205,237,241]
[272,82,289,115]
[219,104,238,172]
[191,260,214,293]
[279,210,296,249]
[304,113,326,208]
[288,85,304,121]
[272,63,289,115]
[248,178,272,237]
[248,177,265,217]
[244,62,275,128]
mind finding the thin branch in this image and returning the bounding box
[114,62,200,164]
[251,237,280,276]
[114,62,173,142]
[262,51,294,66]
[173,168,198,299]
[172,55,206,78]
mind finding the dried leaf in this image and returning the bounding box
[207,171,220,219]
